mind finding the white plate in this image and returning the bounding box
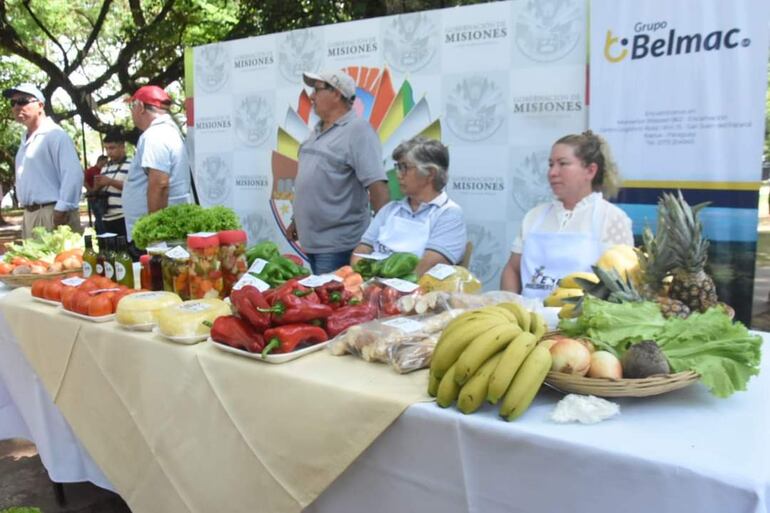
[32,297,61,306]
[116,321,155,332]
[209,337,329,364]
[152,327,207,345]
[59,307,115,323]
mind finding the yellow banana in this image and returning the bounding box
[436,363,461,408]
[439,309,510,341]
[428,372,440,397]
[431,316,508,379]
[481,305,519,324]
[486,331,538,404]
[558,303,578,319]
[454,323,522,385]
[529,311,547,339]
[543,287,583,307]
[496,302,531,332]
[558,272,599,289]
[498,345,552,421]
[457,352,503,414]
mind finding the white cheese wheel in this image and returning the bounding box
[116,291,183,326]
[156,298,232,337]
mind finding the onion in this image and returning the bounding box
[587,351,623,379]
[549,338,592,375]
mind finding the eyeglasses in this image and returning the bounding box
[395,162,416,175]
[9,98,37,107]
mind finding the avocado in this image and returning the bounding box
[621,340,670,378]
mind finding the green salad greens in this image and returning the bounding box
[559,296,762,398]
[3,225,87,264]
[131,204,241,249]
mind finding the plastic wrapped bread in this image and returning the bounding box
[116,291,183,327]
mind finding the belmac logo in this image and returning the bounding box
[515,0,582,63]
[199,154,232,203]
[383,12,439,72]
[195,44,230,93]
[445,76,505,141]
[278,29,324,83]
[604,22,750,63]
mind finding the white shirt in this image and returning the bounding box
[511,192,633,254]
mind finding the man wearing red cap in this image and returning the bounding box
[122,85,192,244]
[3,83,83,237]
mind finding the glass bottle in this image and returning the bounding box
[102,235,116,281]
[139,254,152,290]
[147,244,167,292]
[114,236,135,288]
[82,235,97,278]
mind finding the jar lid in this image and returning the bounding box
[218,230,247,244]
[140,254,151,264]
[187,232,220,249]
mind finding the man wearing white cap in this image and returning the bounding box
[289,69,389,274]
[3,83,83,237]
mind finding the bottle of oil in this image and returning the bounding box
[82,235,97,278]
[102,235,116,281]
[114,236,135,288]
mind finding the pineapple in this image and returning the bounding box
[659,191,718,313]
[655,296,691,319]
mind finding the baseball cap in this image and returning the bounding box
[127,85,172,108]
[2,83,45,103]
[302,70,356,100]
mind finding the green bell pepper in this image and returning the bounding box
[246,241,280,266]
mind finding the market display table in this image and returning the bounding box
[1,287,769,513]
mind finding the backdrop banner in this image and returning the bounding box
[589,0,770,323]
[188,0,588,290]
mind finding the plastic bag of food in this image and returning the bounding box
[327,309,462,364]
[386,333,440,374]
[418,265,482,294]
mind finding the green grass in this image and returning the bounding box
[0,508,42,513]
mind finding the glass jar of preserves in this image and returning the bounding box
[146,243,169,291]
[161,244,191,300]
[218,230,248,298]
[187,232,223,299]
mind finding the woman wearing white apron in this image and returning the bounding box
[351,137,467,277]
[500,131,634,299]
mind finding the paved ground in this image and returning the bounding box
[2,207,770,511]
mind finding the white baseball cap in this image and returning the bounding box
[3,83,45,103]
[302,70,356,100]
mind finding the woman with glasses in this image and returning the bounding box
[500,131,633,298]
[350,136,467,277]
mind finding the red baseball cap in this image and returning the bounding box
[127,85,171,108]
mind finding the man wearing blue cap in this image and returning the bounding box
[3,83,83,238]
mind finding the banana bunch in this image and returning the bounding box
[428,303,553,421]
[543,272,599,319]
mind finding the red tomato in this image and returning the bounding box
[44,281,64,302]
[61,286,79,311]
[74,290,93,315]
[88,294,114,317]
[31,279,48,298]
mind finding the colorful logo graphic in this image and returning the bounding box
[270,66,441,257]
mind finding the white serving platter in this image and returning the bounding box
[209,337,329,364]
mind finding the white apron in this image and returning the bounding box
[520,199,605,300]
[374,200,451,257]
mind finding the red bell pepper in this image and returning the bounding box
[258,293,333,325]
[229,285,271,332]
[325,301,378,337]
[272,279,320,304]
[261,324,328,357]
[381,286,403,316]
[209,315,265,353]
[315,281,352,309]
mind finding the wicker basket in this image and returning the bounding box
[544,370,699,398]
[0,269,81,289]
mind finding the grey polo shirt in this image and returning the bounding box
[15,117,83,211]
[293,109,386,253]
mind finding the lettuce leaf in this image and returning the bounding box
[131,204,241,249]
[558,297,763,397]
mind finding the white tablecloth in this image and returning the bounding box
[0,285,768,513]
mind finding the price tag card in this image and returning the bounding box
[61,277,86,287]
[233,274,270,292]
[381,317,425,333]
[426,263,456,281]
[353,251,390,261]
[298,274,343,287]
[165,246,190,259]
[380,278,419,293]
[248,258,268,274]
